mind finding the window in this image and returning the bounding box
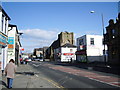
[112,29,115,39]
[1,15,4,32]
[112,29,115,35]
[5,18,7,34]
[79,39,84,45]
[90,38,94,45]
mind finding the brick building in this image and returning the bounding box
[104,13,120,65]
[33,48,43,59]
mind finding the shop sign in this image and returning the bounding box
[0,32,7,46]
[8,37,14,44]
[63,53,74,55]
[8,37,14,49]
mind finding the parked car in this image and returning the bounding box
[34,58,40,61]
[26,58,32,62]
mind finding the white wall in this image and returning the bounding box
[86,35,104,56]
[7,27,16,62]
[61,47,77,62]
[76,35,107,62]
[0,11,2,32]
[0,11,9,70]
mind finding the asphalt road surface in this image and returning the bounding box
[29,61,120,89]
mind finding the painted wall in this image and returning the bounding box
[76,35,107,62]
[7,27,16,63]
[54,47,77,62]
[0,9,9,70]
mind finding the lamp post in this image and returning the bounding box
[90,11,106,65]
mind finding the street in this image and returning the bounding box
[1,61,120,89]
[29,61,120,89]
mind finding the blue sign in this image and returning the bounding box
[0,34,7,46]
[8,37,14,44]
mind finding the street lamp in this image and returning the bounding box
[90,11,106,65]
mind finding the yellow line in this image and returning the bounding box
[42,77,64,89]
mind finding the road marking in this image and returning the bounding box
[33,64,39,67]
[35,75,39,77]
[88,77,120,88]
[42,77,64,89]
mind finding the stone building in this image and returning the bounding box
[104,13,120,65]
[43,47,49,60]
[33,48,43,59]
[47,31,74,61]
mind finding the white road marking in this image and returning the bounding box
[33,64,39,67]
[35,74,39,77]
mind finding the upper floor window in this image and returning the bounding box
[79,39,84,45]
[1,15,4,32]
[5,18,7,34]
[112,29,115,35]
[112,29,115,39]
[90,38,94,45]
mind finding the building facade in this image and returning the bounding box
[47,31,74,61]
[76,35,107,63]
[43,47,49,60]
[8,24,21,65]
[104,13,120,65]
[54,43,77,62]
[33,48,43,59]
[0,6,10,70]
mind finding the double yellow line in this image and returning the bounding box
[42,77,64,89]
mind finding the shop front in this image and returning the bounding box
[0,31,8,71]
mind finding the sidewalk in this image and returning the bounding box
[1,64,60,89]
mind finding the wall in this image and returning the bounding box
[61,47,77,62]
[7,27,16,62]
[54,47,77,62]
[76,35,107,63]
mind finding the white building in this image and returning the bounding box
[76,35,107,63]
[54,43,77,62]
[8,24,21,65]
[0,6,11,71]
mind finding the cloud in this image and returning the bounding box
[20,29,59,40]
[19,29,60,53]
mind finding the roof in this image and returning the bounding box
[50,40,60,49]
[8,24,19,33]
[0,5,11,20]
[61,43,76,48]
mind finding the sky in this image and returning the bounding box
[2,2,119,53]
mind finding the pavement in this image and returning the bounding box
[1,63,61,89]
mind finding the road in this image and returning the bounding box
[29,61,120,89]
